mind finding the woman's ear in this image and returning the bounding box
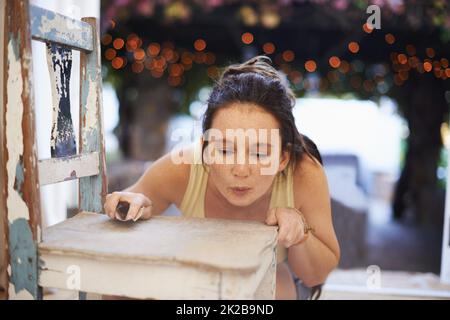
[279,149,291,172]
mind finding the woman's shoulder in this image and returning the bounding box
[292,154,328,208]
[293,153,323,179]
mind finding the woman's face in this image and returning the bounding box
[204,102,290,208]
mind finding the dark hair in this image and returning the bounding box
[202,55,322,168]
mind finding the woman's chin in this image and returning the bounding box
[225,193,256,207]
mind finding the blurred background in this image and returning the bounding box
[6,0,450,299]
[98,0,450,277]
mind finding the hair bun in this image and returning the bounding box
[221,55,280,80]
[220,55,295,106]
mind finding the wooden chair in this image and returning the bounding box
[1,0,277,300]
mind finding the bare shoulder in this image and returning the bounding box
[292,154,330,212]
[293,154,326,186]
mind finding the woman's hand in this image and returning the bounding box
[265,207,310,248]
[104,191,153,221]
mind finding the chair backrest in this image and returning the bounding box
[1,0,107,299]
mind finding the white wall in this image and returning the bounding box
[31,0,100,227]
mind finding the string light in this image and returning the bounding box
[329,56,341,68]
[194,39,206,51]
[282,50,295,62]
[348,42,359,54]
[305,60,317,72]
[426,48,435,58]
[241,32,254,45]
[362,23,374,34]
[385,33,395,44]
[101,34,112,46]
[105,48,116,60]
[113,38,124,50]
[263,42,275,54]
[424,61,433,72]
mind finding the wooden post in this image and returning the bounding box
[2,0,42,300]
[79,17,107,214]
[0,0,7,299]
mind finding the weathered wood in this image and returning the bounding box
[3,0,42,300]
[38,152,100,186]
[0,0,7,296]
[46,43,76,157]
[79,17,107,213]
[254,246,277,299]
[29,4,93,52]
[38,212,278,299]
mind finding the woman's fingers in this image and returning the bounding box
[104,191,152,222]
[125,201,143,221]
[104,192,121,219]
[132,207,145,222]
[265,207,278,226]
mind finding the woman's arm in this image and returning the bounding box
[288,155,341,287]
[123,150,191,215]
[105,146,192,219]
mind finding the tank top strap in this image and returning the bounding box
[269,163,296,210]
[179,139,208,217]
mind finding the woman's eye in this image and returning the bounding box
[251,153,268,158]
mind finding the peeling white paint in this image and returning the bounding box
[38,13,82,44]
[5,265,34,300]
[82,77,98,144]
[46,46,73,150]
[8,283,34,300]
[37,225,42,243]
[6,39,30,224]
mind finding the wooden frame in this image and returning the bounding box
[1,0,107,299]
[1,0,277,300]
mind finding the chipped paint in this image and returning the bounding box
[30,4,93,52]
[64,170,77,181]
[46,43,76,157]
[6,38,30,224]
[8,283,34,300]
[4,0,42,300]
[79,18,108,213]
[8,218,38,299]
[13,157,25,198]
[82,77,99,147]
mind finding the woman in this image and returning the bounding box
[104,56,340,300]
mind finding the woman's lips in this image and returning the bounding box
[230,187,251,196]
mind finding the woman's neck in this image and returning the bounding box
[206,178,273,221]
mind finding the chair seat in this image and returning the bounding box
[38,212,278,299]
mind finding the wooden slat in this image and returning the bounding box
[38,152,100,186]
[46,43,77,157]
[29,4,93,52]
[79,18,108,213]
[3,0,42,300]
[38,212,277,299]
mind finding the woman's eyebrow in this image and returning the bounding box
[250,142,272,147]
[213,139,272,148]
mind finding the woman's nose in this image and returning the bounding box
[231,164,250,178]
